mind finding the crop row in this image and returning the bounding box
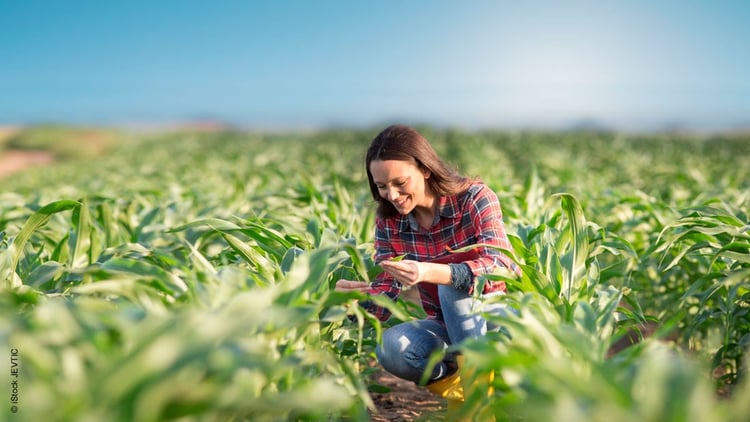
[1,128,748,420]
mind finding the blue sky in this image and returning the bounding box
[1,0,749,131]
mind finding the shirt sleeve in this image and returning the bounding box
[462,184,520,294]
[359,217,402,321]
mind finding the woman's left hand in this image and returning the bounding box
[380,260,424,288]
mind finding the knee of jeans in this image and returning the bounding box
[376,329,406,367]
[377,325,444,376]
[377,338,416,381]
[374,340,390,363]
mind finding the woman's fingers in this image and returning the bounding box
[380,260,422,285]
[334,279,372,292]
[379,263,402,281]
[380,260,408,275]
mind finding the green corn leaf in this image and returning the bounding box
[99,258,187,297]
[339,243,370,282]
[221,232,276,281]
[26,261,64,288]
[70,198,93,268]
[554,193,589,301]
[168,217,242,233]
[3,199,80,284]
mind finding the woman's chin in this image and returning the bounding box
[394,203,411,214]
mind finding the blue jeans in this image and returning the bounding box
[375,285,510,384]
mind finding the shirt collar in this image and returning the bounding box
[401,194,461,231]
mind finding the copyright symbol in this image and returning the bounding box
[10,405,18,413]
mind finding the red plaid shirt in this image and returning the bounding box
[366,183,519,322]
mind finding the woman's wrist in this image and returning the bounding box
[419,262,453,286]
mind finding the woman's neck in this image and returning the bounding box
[413,195,439,229]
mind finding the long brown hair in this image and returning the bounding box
[365,125,474,218]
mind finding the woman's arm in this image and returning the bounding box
[379,260,451,288]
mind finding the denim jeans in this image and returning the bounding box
[375,284,510,384]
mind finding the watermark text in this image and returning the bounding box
[10,349,19,414]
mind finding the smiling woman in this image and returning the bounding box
[369,159,430,226]
[334,124,520,419]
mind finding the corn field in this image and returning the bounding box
[1,127,749,421]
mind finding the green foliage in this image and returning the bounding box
[1,127,749,421]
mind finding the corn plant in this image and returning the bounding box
[650,200,750,390]
[2,127,749,421]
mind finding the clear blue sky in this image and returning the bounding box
[1,0,749,131]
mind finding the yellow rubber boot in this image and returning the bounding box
[456,355,496,422]
[425,369,464,419]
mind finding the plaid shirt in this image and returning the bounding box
[366,183,519,322]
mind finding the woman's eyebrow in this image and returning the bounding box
[374,176,407,185]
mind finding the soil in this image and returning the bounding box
[369,366,446,422]
[0,149,55,179]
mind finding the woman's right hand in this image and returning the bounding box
[334,280,372,293]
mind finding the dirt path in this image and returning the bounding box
[0,149,56,179]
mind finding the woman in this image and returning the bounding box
[335,124,518,412]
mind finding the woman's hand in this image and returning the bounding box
[379,260,424,288]
[334,279,372,293]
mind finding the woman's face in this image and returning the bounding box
[369,159,433,215]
